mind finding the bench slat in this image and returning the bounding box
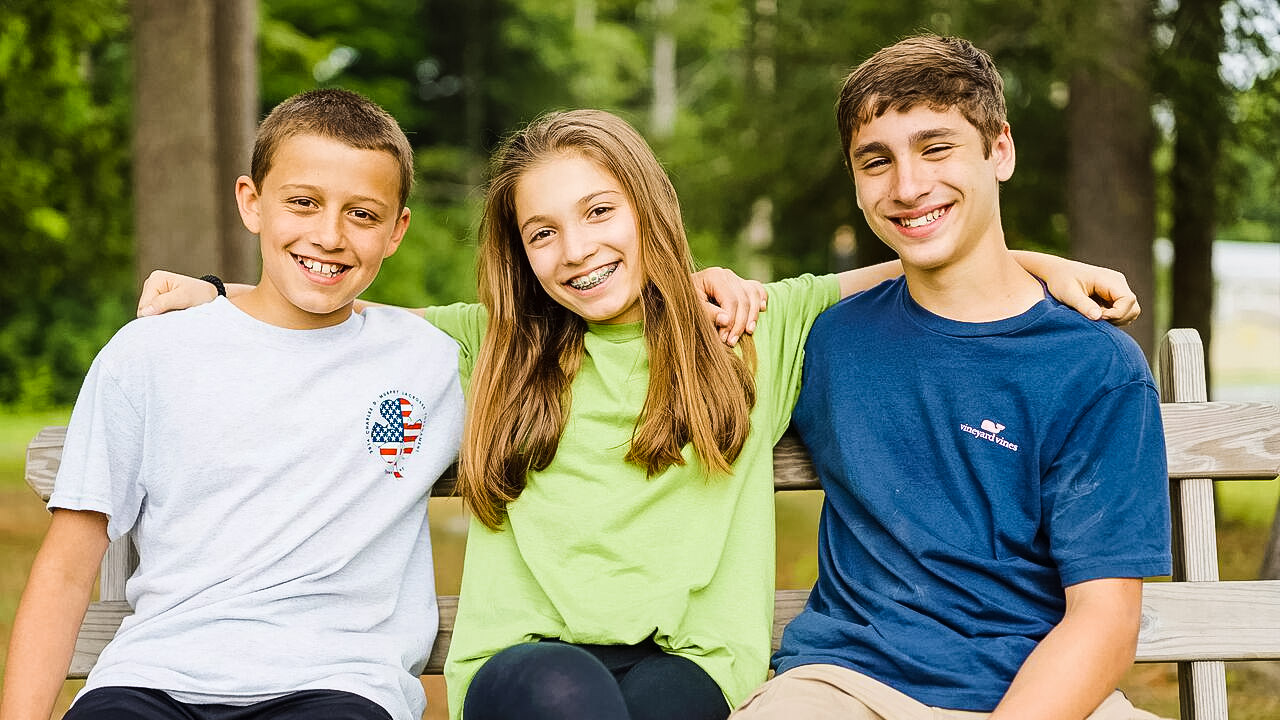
[1162,402,1280,480]
[771,581,1280,664]
[25,426,459,502]
[74,579,1280,679]
[74,596,460,679]
[25,401,1278,503]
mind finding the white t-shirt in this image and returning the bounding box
[50,297,464,720]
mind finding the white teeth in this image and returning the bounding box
[298,257,345,278]
[899,208,946,228]
[568,263,618,290]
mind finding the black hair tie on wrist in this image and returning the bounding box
[200,274,227,297]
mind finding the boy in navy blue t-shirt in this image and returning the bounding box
[732,36,1170,720]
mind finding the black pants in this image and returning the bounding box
[63,687,391,720]
[463,640,730,720]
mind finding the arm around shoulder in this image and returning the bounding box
[0,510,110,720]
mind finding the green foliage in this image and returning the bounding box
[1219,67,1280,243]
[0,0,133,407]
[5,0,1276,405]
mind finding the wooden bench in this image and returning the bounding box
[23,329,1280,719]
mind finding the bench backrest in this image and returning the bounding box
[23,329,1280,719]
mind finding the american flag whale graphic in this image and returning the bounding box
[368,396,423,478]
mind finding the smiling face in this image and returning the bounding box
[849,105,1014,275]
[514,154,645,325]
[235,133,410,329]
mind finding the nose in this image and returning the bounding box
[314,209,345,251]
[890,158,931,205]
[560,225,597,265]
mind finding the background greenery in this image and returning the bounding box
[1,0,1278,406]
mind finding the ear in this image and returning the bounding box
[993,122,1016,182]
[382,207,411,259]
[235,176,262,234]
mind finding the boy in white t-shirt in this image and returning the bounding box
[1,89,465,720]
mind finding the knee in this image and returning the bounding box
[464,643,627,720]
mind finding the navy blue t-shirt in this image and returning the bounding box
[774,277,1171,711]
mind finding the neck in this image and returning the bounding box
[903,244,1046,322]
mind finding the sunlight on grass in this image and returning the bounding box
[0,408,71,489]
[1218,477,1280,527]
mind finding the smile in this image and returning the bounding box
[894,206,949,229]
[295,254,349,279]
[567,262,619,291]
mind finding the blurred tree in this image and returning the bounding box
[132,0,258,287]
[1162,0,1229,387]
[1064,0,1158,358]
[0,0,133,406]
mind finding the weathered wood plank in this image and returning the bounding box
[25,425,457,502]
[771,582,1280,663]
[73,596,461,678]
[78,581,1279,678]
[1163,402,1280,480]
[28,403,1277,502]
[1136,581,1280,662]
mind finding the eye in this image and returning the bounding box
[289,197,318,209]
[587,204,614,219]
[923,143,954,157]
[858,157,890,173]
[349,208,380,223]
[527,227,555,245]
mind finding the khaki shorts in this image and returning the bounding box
[730,664,1167,720]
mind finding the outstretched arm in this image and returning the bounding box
[0,510,110,720]
[832,254,1140,326]
[137,269,767,348]
[1012,251,1139,325]
[989,578,1143,720]
[136,270,248,316]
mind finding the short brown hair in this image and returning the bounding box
[836,35,1006,162]
[251,88,414,209]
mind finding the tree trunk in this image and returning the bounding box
[650,0,676,139]
[1065,0,1157,361]
[741,0,776,280]
[132,0,258,287]
[1167,0,1227,394]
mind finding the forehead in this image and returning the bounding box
[850,105,976,152]
[514,154,623,218]
[264,133,401,200]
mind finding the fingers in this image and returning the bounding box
[1099,294,1140,326]
[1059,282,1104,322]
[136,270,217,317]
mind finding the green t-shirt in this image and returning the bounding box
[425,273,841,716]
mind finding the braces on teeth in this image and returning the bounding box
[570,263,616,290]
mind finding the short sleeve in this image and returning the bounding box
[1043,380,1172,585]
[422,303,488,382]
[47,354,146,541]
[753,273,842,441]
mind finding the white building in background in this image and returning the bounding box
[1154,239,1280,401]
[1209,240,1279,401]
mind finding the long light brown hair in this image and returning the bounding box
[460,109,756,530]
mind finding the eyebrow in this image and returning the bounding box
[518,189,622,234]
[277,184,391,211]
[851,127,962,159]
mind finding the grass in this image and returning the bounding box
[2,410,1277,718]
